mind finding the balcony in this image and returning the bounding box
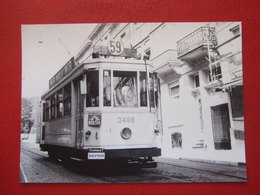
[152,49,181,83]
[177,27,217,61]
[152,49,178,69]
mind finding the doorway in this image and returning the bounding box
[74,78,84,148]
[211,103,231,150]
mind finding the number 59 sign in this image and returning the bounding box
[108,40,124,56]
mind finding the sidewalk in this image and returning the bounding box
[155,157,247,180]
[21,133,37,143]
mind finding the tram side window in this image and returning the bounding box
[103,70,111,106]
[154,75,159,107]
[87,70,99,107]
[113,71,138,107]
[45,99,50,121]
[149,73,155,108]
[139,72,147,106]
[57,89,63,118]
[64,84,71,115]
[42,103,46,122]
[50,94,56,120]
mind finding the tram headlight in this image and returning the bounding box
[85,131,91,140]
[121,128,132,140]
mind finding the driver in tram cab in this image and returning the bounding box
[103,71,111,106]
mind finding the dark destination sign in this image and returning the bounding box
[49,57,75,89]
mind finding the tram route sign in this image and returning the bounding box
[49,57,75,89]
[108,40,124,55]
[93,40,137,58]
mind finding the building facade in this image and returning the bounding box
[75,22,245,163]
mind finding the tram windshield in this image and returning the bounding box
[85,70,158,108]
[86,70,99,107]
[113,71,138,107]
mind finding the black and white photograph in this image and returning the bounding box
[20,22,246,183]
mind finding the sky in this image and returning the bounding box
[22,23,96,98]
[21,22,208,98]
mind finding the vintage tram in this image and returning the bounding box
[37,57,162,167]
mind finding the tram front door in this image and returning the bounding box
[74,79,84,148]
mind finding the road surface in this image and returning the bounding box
[20,135,247,183]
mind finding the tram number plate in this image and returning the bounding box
[118,116,135,124]
[88,152,105,160]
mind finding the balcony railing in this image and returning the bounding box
[177,26,217,58]
[222,51,243,85]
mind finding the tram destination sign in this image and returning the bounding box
[49,57,75,89]
[93,40,137,58]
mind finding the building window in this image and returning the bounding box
[139,72,147,106]
[120,32,126,39]
[144,49,151,60]
[230,25,240,36]
[87,70,99,107]
[171,132,182,148]
[209,66,222,82]
[169,81,180,98]
[103,70,111,106]
[64,83,71,115]
[194,74,200,88]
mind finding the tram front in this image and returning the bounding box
[80,58,162,167]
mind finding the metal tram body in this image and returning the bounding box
[37,58,161,167]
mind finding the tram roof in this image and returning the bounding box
[41,58,152,99]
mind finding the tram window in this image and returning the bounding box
[45,99,50,121]
[113,71,138,107]
[42,103,46,122]
[139,72,147,106]
[57,89,63,118]
[149,73,155,108]
[154,76,159,107]
[103,70,111,106]
[64,84,71,115]
[87,70,99,107]
[50,94,56,120]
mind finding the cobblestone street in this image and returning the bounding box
[20,135,246,183]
